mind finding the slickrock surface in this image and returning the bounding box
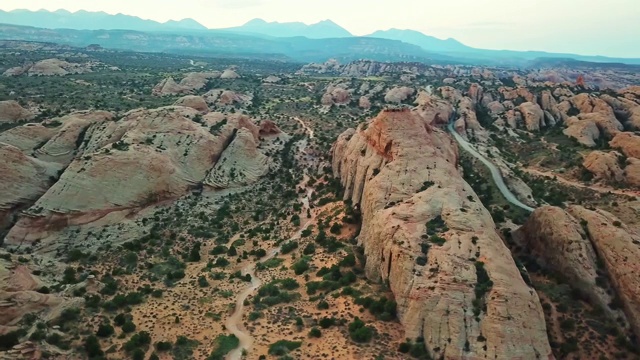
[4,107,267,246]
[514,206,621,317]
[583,151,626,183]
[520,206,640,341]
[173,95,209,113]
[0,144,61,229]
[0,101,34,123]
[331,108,551,359]
[205,128,269,188]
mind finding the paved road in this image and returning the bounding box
[447,122,535,212]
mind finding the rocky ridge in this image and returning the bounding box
[331,108,551,359]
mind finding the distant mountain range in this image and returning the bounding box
[0,9,208,32]
[1,9,639,66]
[222,18,352,39]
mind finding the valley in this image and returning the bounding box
[1,40,640,360]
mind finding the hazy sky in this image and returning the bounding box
[2,0,640,58]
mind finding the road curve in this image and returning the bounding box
[447,122,535,212]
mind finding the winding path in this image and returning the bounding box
[295,117,314,139]
[224,188,313,360]
[447,122,535,212]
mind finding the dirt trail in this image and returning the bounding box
[224,187,313,360]
[225,130,315,360]
[295,117,314,139]
[523,168,640,198]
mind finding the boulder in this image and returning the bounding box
[331,108,551,359]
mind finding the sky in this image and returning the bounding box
[2,0,640,58]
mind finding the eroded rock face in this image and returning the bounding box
[564,206,640,341]
[3,108,265,247]
[331,108,551,359]
[514,207,618,316]
[204,128,269,188]
[563,117,600,147]
[0,256,82,331]
[0,101,34,123]
[0,144,61,231]
[517,102,545,131]
[610,132,640,159]
[583,151,625,183]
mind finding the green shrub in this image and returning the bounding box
[268,340,302,356]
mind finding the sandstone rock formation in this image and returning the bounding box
[173,95,209,113]
[517,102,545,131]
[468,83,483,106]
[262,75,281,83]
[499,87,536,103]
[384,86,415,103]
[514,207,621,317]
[486,101,505,116]
[559,93,624,138]
[521,206,640,342]
[179,72,220,90]
[205,128,269,188]
[203,90,252,107]
[0,255,82,336]
[331,108,551,359]
[583,151,625,183]
[413,93,454,126]
[3,108,269,247]
[220,69,240,79]
[610,132,640,159]
[153,72,219,95]
[358,96,371,109]
[563,117,601,147]
[0,101,33,123]
[321,86,351,106]
[258,120,281,135]
[0,144,61,232]
[152,77,189,96]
